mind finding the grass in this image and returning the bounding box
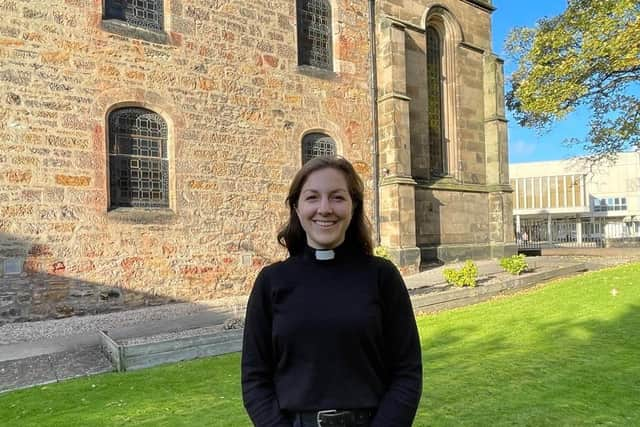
[1,262,639,426]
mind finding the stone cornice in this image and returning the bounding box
[381,15,423,33]
[459,41,485,54]
[484,115,508,123]
[377,92,411,103]
[380,175,418,186]
[461,0,496,13]
[414,178,513,193]
[381,15,489,56]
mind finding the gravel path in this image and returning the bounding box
[0,302,218,345]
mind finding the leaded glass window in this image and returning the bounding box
[427,26,446,176]
[108,108,169,208]
[104,0,164,31]
[297,0,333,70]
[302,133,336,163]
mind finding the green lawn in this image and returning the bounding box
[1,262,639,426]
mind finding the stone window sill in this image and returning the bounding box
[106,208,177,225]
[101,19,169,45]
[297,65,338,81]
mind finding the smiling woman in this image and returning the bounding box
[295,168,354,250]
[241,156,423,427]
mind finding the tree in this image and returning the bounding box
[505,0,640,160]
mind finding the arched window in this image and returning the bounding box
[108,107,169,208]
[104,0,164,31]
[302,133,336,163]
[297,0,333,70]
[426,26,446,176]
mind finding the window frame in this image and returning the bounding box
[424,9,460,180]
[102,0,169,44]
[426,25,446,177]
[296,0,334,72]
[107,107,170,210]
[301,132,337,164]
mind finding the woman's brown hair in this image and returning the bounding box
[277,156,373,256]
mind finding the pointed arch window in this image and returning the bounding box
[426,26,446,176]
[104,0,164,31]
[302,133,336,164]
[297,0,333,70]
[108,107,169,208]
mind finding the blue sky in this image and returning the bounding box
[491,0,588,163]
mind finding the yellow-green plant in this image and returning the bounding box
[443,260,478,287]
[373,245,391,260]
[500,254,528,275]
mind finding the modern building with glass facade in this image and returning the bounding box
[509,151,640,247]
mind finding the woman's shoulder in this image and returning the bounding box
[370,254,401,274]
[258,259,285,277]
[256,256,301,279]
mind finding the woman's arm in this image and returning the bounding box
[371,261,423,427]
[241,269,292,427]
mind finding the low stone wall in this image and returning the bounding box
[605,237,640,248]
[0,274,172,325]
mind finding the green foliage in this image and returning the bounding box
[500,254,529,275]
[373,245,391,261]
[505,0,640,159]
[443,260,478,287]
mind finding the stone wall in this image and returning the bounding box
[376,0,514,267]
[0,0,373,323]
[0,0,514,322]
[415,189,489,246]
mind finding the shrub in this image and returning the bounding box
[373,246,392,261]
[443,260,478,287]
[500,254,528,275]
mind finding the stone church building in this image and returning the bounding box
[0,0,514,322]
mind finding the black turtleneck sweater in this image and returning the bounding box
[241,245,422,426]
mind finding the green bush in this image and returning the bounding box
[500,254,528,275]
[373,246,391,261]
[443,260,478,287]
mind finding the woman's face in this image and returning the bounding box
[295,167,354,250]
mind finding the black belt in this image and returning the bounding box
[293,409,375,427]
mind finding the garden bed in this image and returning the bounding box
[409,262,588,313]
[99,324,243,372]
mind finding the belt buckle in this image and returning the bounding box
[316,409,338,426]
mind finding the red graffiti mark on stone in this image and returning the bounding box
[29,244,53,257]
[51,261,66,274]
[92,124,103,148]
[71,260,95,273]
[24,258,41,274]
[121,257,143,271]
[162,244,177,256]
[263,54,278,68]
[344,120,361,140]
[180,266,215,275]
[170,31,183,46]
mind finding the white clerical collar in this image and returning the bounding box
[315,249,336,260]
